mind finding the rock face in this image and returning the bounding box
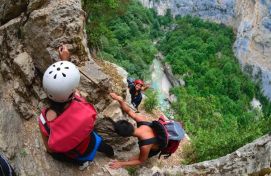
[138,134,271,175]
[234,0,271,99]
[139,0,235,25]
[0,0,112,119]
[0,0,28,25]
[0,73,23,159]
[139,0,271,100]
[0,0,133,175]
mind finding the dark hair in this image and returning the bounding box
[47,93,74,116]
[114,120,134,137]
[48,99,70,116]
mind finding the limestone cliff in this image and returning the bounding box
[139,0,271,100]
[138,133,271,175]
[139,0,235,25]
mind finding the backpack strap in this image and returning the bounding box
[39,112,50,135]
[137,121,157,147]
[39,97,82,135]
[138,137,157,147]
[137,121,152,127]
[39,108,90,159]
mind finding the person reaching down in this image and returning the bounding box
[109,92,185,169]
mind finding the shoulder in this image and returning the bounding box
[129,84,136,92]
[46,109,57,121]
[130,84,135,89]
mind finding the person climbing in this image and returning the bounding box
[127,78,150,112]
[38,45,114,169]
[108,93,185,169]
[0,153,16,176]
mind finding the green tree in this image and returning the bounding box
[144,90,158,112]
[82,0,130,48]
[159,16,271,163]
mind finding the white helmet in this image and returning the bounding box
[43,61,80,102]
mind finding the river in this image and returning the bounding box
[150,58,173,116]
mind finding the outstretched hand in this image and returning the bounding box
[109,160,123,169]
[142,83,151,91]
[109,93,123,102]
[58,44,70,61]
[144,83,151,88]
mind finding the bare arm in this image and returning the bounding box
[109,145,150,169]
[109,93,146,122]
[142,84,150,91]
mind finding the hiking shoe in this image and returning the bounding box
[79,161,93,171]
[98,141,114,158]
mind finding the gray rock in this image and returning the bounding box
[0,0,27,25]
[23,0,89,73]
[13,52,35,85]
[0,74,23,158]
[79,60,109,86]
[139,0,236,26]
[102,101,124,119]
[27,0,47,13]
[138,134,271,175]
[0,16,23,60]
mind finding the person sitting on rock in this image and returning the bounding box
[38,45,114,169]
[127,78,150,112]
[108,92,185,169]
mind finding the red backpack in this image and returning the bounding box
[138,116,185,159]
[38,96,96,155]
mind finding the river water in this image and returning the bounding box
[150,59,173,115]
[150,58,189,139]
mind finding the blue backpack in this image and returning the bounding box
[127,77,135,88]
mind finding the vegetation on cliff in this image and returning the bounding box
[83,0,172,78]
[158,16,271,162]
